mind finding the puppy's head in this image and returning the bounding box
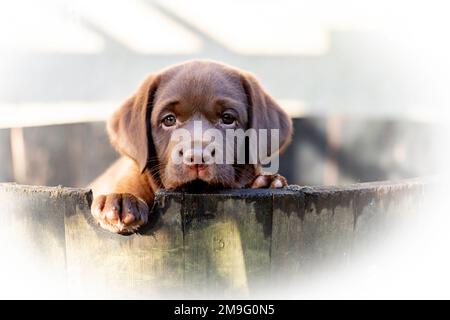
[108,60,292,189]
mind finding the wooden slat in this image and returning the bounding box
[0,183,76,297]
[352,180,426,259]
[179,189,279,297]
[18,122,117,187]
[294,186,355,282]
[0,129,13,182]
[64,191,184,298]
[270,189,304,286]
[270,180,428,288]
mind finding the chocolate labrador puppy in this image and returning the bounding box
[90,60,292,234]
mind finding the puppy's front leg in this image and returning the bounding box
[89,157,154,234]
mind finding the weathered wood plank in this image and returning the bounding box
[270,179,429,288]
[182,193,248,297]
[0,183,79,297]
[64,192,184,298]
[270,189,304,285]
[0,129,13,182]
[18,122,117,187]
[178,189,289,297]
[295,186,355,282]
[351,180,426,258]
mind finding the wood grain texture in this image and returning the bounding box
[0,178,429,297]
[175,189,286,297]
[0,183,85,297]
[64,191,184,298]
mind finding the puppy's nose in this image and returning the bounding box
[181,146,215,165]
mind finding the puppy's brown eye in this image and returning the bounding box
[221,113,236,125]
[162,114,176,127]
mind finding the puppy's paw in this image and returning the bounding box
[250,173,287,189]
[91,193,149,234]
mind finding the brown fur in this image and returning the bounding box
[90,60,293,234]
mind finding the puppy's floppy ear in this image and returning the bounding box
[107,73,160,173]
[241,71,293,155]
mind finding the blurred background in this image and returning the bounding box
[0,0,448,187]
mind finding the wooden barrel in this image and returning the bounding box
[0,179,428,298]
